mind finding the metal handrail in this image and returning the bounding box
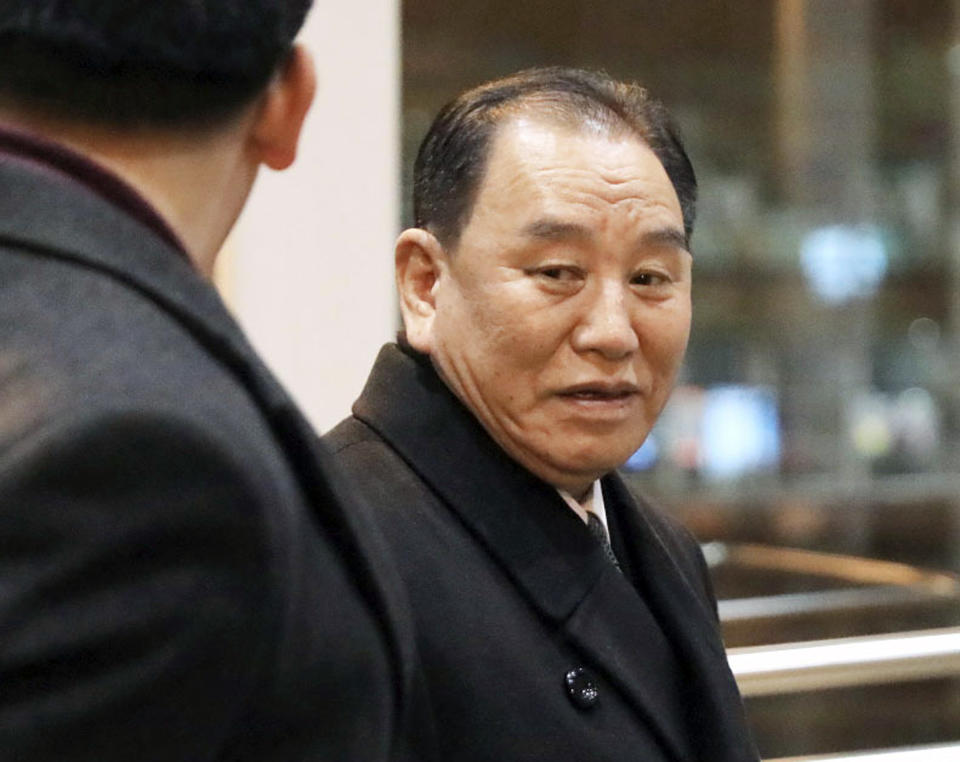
[704,542,960,591]
[728,626,960,696]
[766,741,960,761]
[719,583,956,621]
[706,542,960,622]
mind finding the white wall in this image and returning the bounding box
[217,1,400,432]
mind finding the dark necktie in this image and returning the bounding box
[586,511,620,570]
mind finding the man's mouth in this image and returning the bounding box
[558,383,640,401]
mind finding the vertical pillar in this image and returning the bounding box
[776,0,876,219]
[946,3,960,478]
[775,0,877,493]
[217,1,400,431]
[775,0,810,207]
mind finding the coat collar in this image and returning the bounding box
[0,152,222,351]
[353,341,610,622]
[354,343,758,762]
[0,158,419,744]
[0,122,187,256]
[0,154,306,451]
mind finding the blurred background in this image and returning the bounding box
[223,1,960,758]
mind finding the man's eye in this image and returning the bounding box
[540,267,567,279]
[631,271,670,287]
[529,266,580,282]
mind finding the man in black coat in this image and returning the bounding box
[0,3,429,760]
[326,68,759,761]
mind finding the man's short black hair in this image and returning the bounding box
[413,66,698,249]
[0,1,314,128]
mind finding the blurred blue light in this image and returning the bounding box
[624,434,659,471]
[800,225,888,304]
[701,385,780,480]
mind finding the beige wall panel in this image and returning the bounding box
[218,2,399,432]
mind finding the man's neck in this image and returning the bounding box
[570,485,592,503]
[0,107,259,277]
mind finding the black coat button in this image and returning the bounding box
[564,667,599,710]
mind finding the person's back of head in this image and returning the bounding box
[0,1,317,273]
[0,0,313,128]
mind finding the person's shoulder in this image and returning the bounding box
[3,253,276,450]
[325,415,378,453]
[325,415,419,484]
[0,249,312,595]
[323,416,446,536]
[0,403,292,561]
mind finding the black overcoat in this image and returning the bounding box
[0,150,429,760]
[326,343,759,762]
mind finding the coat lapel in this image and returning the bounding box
[563,565,696,761]
[353,343,608,620]
[354,344,755,762]
[603,476,759,762]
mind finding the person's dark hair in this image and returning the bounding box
[0,1,313,128]
[413,66,697,248]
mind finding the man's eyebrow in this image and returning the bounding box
[640,227,689,252]
[521,219,690,251]
[521,218,593,241]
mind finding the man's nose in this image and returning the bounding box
[570,280,640,360]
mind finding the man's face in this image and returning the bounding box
[426,116,692,495]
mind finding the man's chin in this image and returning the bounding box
[538,449,637,488]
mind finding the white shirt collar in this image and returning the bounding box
[556,480,609,535]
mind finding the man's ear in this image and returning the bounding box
[395,228,447,354]
[250,44,317,170]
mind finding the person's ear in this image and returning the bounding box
[395,228,448,354]
[250,44,316,170]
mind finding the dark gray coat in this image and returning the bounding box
[326,343,759,762]
[0,155,429,760]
